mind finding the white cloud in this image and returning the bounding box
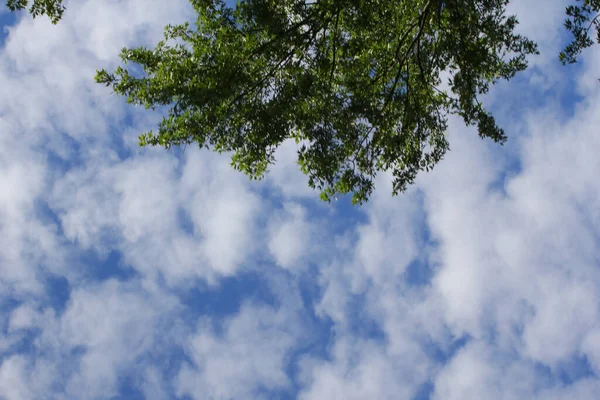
[268,202,314,270]
[49,147,264,285]
[60,281,175,398]
[176,300,304,399]
[0,280,182,400]
[299,336,431,400]
[140,366,170,400]
[266,139,317,199]
[179,150,263,279]
[0,355,34,400]
[432,341,539,400]
[506,0,571,66]
[0,122,62,296]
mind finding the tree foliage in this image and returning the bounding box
[561,0,600,64]
[5,0,64,23]
[92,0,533,204]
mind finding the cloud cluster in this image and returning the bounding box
[1,0,600,399]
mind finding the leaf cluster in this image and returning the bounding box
[5,0,64,24]
[561,0,600,64]
[93,0,536,204]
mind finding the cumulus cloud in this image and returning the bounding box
[177,304,297,399]
[176,276,311,399]
[0,280,182,400]
[267,202,315,270]
[299,336,433,400]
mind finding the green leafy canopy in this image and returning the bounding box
[5,0,64,24]
[561,0,600,64]
[5,0,599,203]
[91,0,535,204]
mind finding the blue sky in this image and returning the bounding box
[2,0,600,399]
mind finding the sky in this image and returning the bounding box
[1,0,600,399]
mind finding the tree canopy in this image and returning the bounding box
[561,0,600,64]
[5,0,600,203]
[95,0,537,204]
[5,0,64,23]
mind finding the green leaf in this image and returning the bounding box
[95,0,538,205]
[6,0,65,23]
[560,0,600,64]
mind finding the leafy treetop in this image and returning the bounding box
[5,0,64,24]
[105,1,533,203]
[561,0,600,64]
[4,0,598,203]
